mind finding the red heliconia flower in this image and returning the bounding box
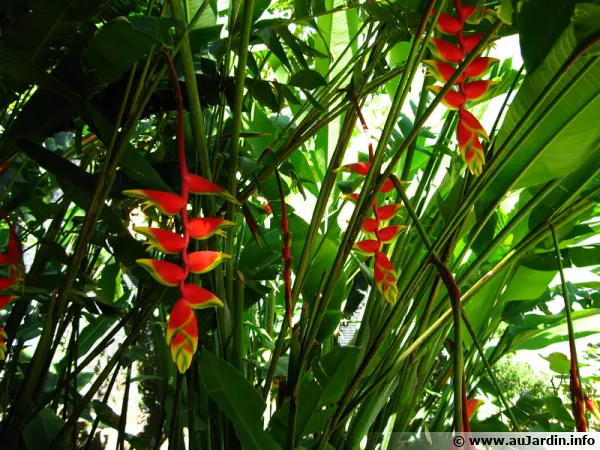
[0,327,7,360]
[361,218,379,233]
[376,204,404,221]
[335,162,371,176]
[341,193,361,203]
[427,86,466,110]
[263,201,272,214]
[464,57,499,78]
[570,356,588,431]
[185,173,241,205]
[459,109,489,141]
[133,227,186,254]
[0,277,19,292]
[435,12,462,34]
[353,240,381,255]
[374,260,398,304]
[464,141,485,176]
[428,39,464,64]
[375,251,396,276]
[181,283,224,309]
[585,395,600,422]
[380,179,395,193]
[460,33,485,53]
[136,259,187,286]
[123,190,186,216]
[0,210,22,267]
[188,218,235,240]
[166,299,198,373]
[422,60,465,85]
[465,399,483,421]
[462,80,497,101]
[187,251,231,274]
[0,295,18,309]
[457,120,475,153]
[378,225,407,243]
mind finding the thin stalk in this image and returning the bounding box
[168,374,184,450]
[550,224,587,431]
[225,0,255,370]
[460,309,521,432]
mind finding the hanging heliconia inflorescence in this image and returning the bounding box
[336,94,407,305]
[0,209,24,361]
[124,54,238,373]
[424,0,498,176]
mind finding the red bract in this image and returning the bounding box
[462,80,497,101]
[429,39,464,63]
[377,204,403,221]
[353,240,381,255]
[422,60,465,85]
[166,299,198,373]
[361,218,379,233]
[427,86,466,110]
[459,109,490,141]
[460,33,485,53]
[123,190,186,216]
[465,399,483,421]
[133,227,186,254]
[0,210,22,267]
[188,218,235,240]
[341,193,361,203]
[185,173,241,205]
[181,284,224,309]
[136,259,186,286]
[465,57,499,78]
[187,251,231,274]
[435,12,462,34]
[380,179,395,193]
[585,395,600,422]
[378,225,406,243]
[336,162,371,176]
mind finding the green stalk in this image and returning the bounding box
[168,0,211,180]
[550,223,586,429]
[460,310,521,431]
[168,374,184,450]
[47,290,169,449]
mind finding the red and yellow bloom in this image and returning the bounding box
[424,1,497,175]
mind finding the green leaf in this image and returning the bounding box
[573,3,600,55]
[517,0,578,72]
[84,18,168,84]
[543,352,571,374]
[288,69,328,90]
[509,308,600,350]
[491,21,600,196]
[199,349,280,450]
[23,409,67,450]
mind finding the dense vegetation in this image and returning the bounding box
[0,0,599,449]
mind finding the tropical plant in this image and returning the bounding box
[0,0,599,449]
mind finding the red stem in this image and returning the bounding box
[340,89,374,161]
[275,171,293,325]
[158,52,190,292]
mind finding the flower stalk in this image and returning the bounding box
[127,52,235,373]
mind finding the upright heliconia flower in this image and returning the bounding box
[425,0,498,175]
[126,53,238,373]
